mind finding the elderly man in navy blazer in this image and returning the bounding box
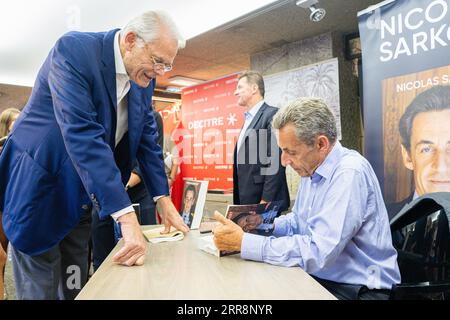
[0,11,189,299]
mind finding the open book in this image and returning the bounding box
[198,234,220,257]
[142,226,184,244]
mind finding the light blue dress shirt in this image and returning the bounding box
[236,100,265,151]
[241,141,401,289]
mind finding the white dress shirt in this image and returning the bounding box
[237,100,264,151]
[110,32,164,222]
[114,32,131,147]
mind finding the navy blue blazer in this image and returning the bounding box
[0,29,168,255]
[233,103,290,212]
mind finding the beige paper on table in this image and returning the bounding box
[142,226,184,244]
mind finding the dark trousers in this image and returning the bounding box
[313,276,391,300]
[90,209,116,271]
[138,195,157,225]
[11,210,91,300]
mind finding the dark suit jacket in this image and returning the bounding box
[233,103,289,212]
[128,111,164,203]
[0,29,168,255]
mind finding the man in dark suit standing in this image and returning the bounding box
[0,10,189,299]
[233,71,289,212]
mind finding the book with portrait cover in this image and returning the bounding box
[198,201,283,257]
[180,179,209,230]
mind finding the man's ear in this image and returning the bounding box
[123,32,138,51]
[401,145,414,171]
[317,135,330,152]
[252,84,259,95]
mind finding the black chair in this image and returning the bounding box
[389,193,450,300]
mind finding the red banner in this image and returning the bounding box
[178,73,245,191]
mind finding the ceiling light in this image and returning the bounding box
[295,0,326,22]
[168,76,204,87]
[166,86,182,93]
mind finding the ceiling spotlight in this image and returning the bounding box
[295,0,326,22]
[308,4,326,22]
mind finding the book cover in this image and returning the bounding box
[180,179,209,230]
[197,201,282,257]
[219,201,281,256]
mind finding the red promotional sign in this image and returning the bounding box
[159,103,181,136]
[178,73,245,191]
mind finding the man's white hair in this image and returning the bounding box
[120,10,186,49]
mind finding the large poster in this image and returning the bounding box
[179,74,246,191]
[359,0,450,211]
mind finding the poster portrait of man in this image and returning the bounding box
[382,66,450,218]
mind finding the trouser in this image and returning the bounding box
[11,210,91,300]
[138,195,157,225]
[91,209,116,272]
[313,276,391,300]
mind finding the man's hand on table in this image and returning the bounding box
[112,211,147,266]
[158,196,189,234]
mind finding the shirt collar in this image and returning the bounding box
[245,100,264,120]
[313,140,344,181]
[114,31,129,78]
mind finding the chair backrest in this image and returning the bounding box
[390,194,450,299]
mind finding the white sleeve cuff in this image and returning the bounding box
[153,195,166,202]
[110,205,135,222]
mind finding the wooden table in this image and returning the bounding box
[76,226,336,300]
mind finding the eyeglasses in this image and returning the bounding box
[135,35,173,73]
[150,55,173,73]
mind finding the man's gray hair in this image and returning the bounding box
[120,10,186,49]
[272,98,337,146]
[239,71,265,98]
